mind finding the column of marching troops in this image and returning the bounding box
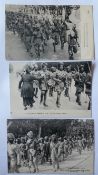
[17,63,91,110]
[6,6,80,59]
[6,6,92,173]
[7,129,94,173]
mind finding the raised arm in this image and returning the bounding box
[18,77,23,89]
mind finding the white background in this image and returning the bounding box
[0,0,98,175]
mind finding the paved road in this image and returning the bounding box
[18,149,94,173]
[6,31,80,61]
[5,7,80,61]
[10,72,90,117]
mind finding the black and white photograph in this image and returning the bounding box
[9,61,92,117]
[7,119,94,174]
[5,5,94,61]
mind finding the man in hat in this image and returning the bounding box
[68,25,78,60]
[38,137,45,164]
[72,24,80,47]
[44,136,51,162]
[63,137,69,159]
[26,131,39,173]
[74,65,86,106]
[19,137,27,167]
[31,64,39,98]
[77,136,82,155]
[31,25,44,58]
[51,20,60,52]
[50,135,60,172]
[58,137,64,162]
[7,133,18,173]
[48,66,56,97]
[54,63,66,108]
[39,63,49,107]
[64,65,72,100]
[85,71,92,110]
[24,22,33,53]
[60,21,67,50]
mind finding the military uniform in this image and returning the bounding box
[85,73,92,110]
[31,68,40,98]
[77,138,82,155]
[58,138,64,162]
[51,24,60,52]
[24,24,32,52]
[31,27,44,58]
[54,69,66,107]
[74,69,86,105]
[60,22,67,49]
[50,141,59,171]
[39,138,45,164]
[68,30,78,60]
[64,70,72,99]
[63,139,68,158]
[44,136,50,162]
[39,66,50,106]
[26,131,39,173]
[87,135,92,150]
[18,21,24,41]
[48,67,56,97]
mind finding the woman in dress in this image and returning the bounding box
[18,68,34,110]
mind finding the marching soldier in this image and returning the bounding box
[44,136,51,162]
[39,63,50,107]
[19,137,27,166]
[39,138,45,164]
[50,135,60,172]
[85,72,92,110]
[6,7,81,59]
[74,65,86,106]
[54,63,66,108]
[68,26,78,60]
[72,24,80,47]
[51,20,60,52]
[32,64,39,98]
[48,66,56,97]
[26,131,39,173]
[63,137,69,159]
[24,22,32,53]
[77,136,82,155]
[31,25,44,58]
[87,135,93,150]
[58,137,64,162]
[64,65,72,100]
[60,21,67,50]
[68,138,72,155]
